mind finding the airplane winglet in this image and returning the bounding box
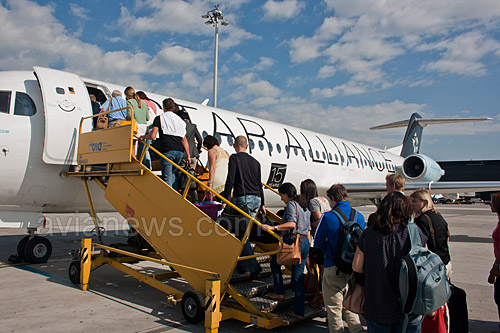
[201,99,210,106]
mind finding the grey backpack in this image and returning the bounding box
[399,223,450,318]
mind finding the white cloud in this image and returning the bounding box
[293,0,500,97]
[317,65,336,79]
[69,3,89,20]
[262,0,305,21]
[253,56,275,71]
[0,0,209,92]
[419,31,500,76]
[117,0,259,49]
[289,36,325,63]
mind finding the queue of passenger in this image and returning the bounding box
[90,91,483,331]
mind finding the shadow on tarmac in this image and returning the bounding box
[450,234,493,244]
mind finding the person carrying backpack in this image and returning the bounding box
[353,192,427,333]
[314,184,365,333]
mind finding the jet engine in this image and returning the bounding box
[400,154,445,182]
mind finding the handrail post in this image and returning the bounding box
[205,277,221,333]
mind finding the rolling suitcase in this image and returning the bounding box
[448,283,468,333]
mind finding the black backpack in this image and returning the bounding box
[328,208,363,274]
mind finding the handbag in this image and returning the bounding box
[194,194,222,220]
[96,97,111,129]
[276,201,302,265]
[303,257,323,308]
[177,159,198,191]
[343,273,365,314]
[96,113,108,129]
[276,234,301,265]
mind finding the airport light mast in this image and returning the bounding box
[202,5,228,108]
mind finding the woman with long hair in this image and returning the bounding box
[203,135,229,194]
[262,182,311,319]
[124,87,150,165]
[353,192,426,332]
[300,179,331,232]
[410,189,451,332]
[488,193,500,330]
[410,189,451,273]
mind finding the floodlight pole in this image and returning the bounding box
[203,5,228,108]
[213,19,219,108]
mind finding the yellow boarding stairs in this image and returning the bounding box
[65,109,324,332]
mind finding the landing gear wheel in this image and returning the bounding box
[68,261,81,285]
[181,290,205,324]
[16,236,30,260]
[23,236,52,263]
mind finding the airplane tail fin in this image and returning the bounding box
[370,113,492,157]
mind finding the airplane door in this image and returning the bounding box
[34,66,92,165]
[0,91,31,204]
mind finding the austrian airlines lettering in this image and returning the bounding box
[210,111,395,174]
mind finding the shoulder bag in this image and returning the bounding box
[276,201,301,265]
[343,273,365,314]
[96,98,111,129]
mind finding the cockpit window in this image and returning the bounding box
[14,92,36,116]
[0,91,11,114]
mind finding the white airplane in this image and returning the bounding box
[1,66,498,263]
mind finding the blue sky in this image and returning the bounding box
[1,0,500,161]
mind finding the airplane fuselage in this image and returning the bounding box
[0,68,402,225]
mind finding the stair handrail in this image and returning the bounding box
[198,146,282,224]
[134,136,284,262]
[78,106,133,134]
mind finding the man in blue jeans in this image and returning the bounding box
[221,136,265,279]
[141,98,190,190]
[314,184,365,333]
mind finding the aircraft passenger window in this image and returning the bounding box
[227,136,234,145]
[276,143,281,153]
[302,149,306,157]
[322,152,326,160]
[285,145,290,155]
[315,151,320,159]
[202,131,208,139]
[258,140,264,151]
[329,153,332,160]
[14,92,36,116]
[56,87,65,95]
[309,149,313,158]
[293,147,298,156]
[215,133,221,143]
[334,154,338,162]
[0,91,11,114]
[249,139,255,150]
[268,142,273,153]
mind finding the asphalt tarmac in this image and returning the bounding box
[0,204,497,332]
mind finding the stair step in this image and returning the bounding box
[230,274,291,298]
[273,303,325,324]
[229,262,271,284]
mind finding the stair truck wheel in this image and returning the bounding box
[68,261,81,285]
[23,236,52,263]
[16,235,30,260]
[181,290,205,324]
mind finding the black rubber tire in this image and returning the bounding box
[23,236,52,263]
[181,290,205,324]
[68,261,81,285]
[16,235,30,260]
